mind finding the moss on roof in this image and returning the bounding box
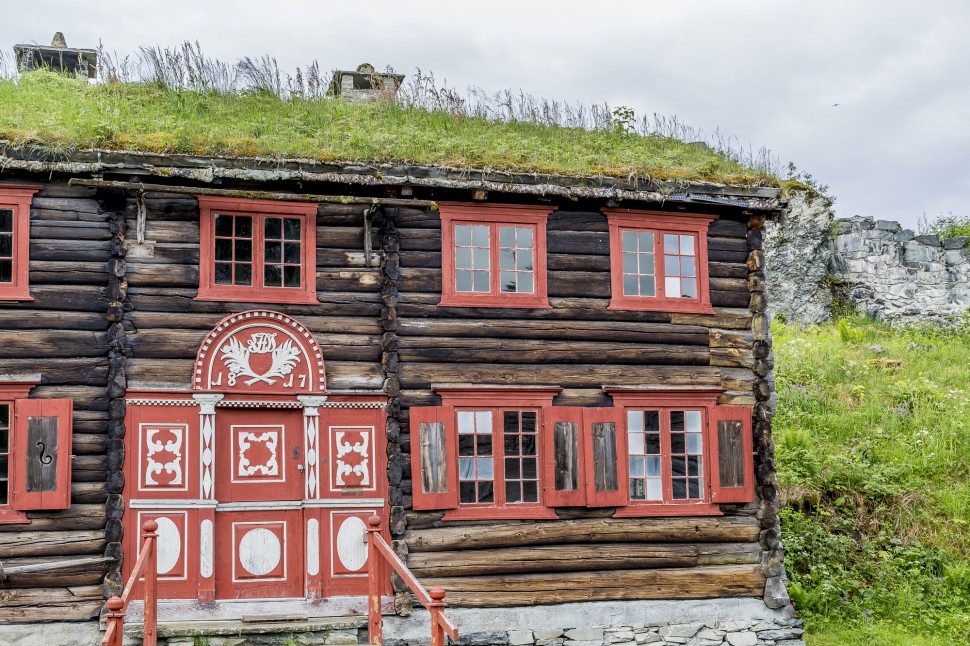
[0,71,779,188]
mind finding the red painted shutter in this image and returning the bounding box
[708,406,755,504]
[583,407,628,508]
[409,406,458,510]
[541,406,586,507]
[12,398,73,510]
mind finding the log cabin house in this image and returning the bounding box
[0,141,799,644]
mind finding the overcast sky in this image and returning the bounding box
[4,0,969,228]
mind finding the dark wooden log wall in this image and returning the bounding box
[387,206,766,606]
[0,182,113,622]
[123,195,384,391]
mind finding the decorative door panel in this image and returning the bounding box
[214,510,303,599]
[321,408,384,498]
[127,508,200,600]
[216,409,304,502]
[127,406,199,500]
[326,509,382,597]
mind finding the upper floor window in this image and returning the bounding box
[0,185,42,301]
[438,204,553,309]
[196,196,319,304]
[410,387,754,519]
[604,210,715,313]
[0,383,73,524]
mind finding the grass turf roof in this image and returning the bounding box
[0,71,779,188]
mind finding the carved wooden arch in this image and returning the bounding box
[193,310,327,394]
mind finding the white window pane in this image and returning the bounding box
[456,270,473,292]
[459,457,475,479]
[687,432,703,454]
[646,456,661,477]
[629,457,645,478]
[665,255,680,277]
[639,275,655,296]
[499,226,515,247]
[681,256,696,277]
[455,225,472,246]
[473,271,490,292]
[518,271,534,294]
[628,432,645,454]
[471,225,489,246]
[638,231,654,250]
[473,247,489,269]
[627,410,643,433]
[680,235,695,255]
[624,275,639,296]
[664,234,679,253]
[681,277,697,298]
[685,410,703,431]
[665,276,680,297]
[477,457,494,479]
[475,411,493,432]
[519,227,533,247]
[623,253,637,275]
[646,478,663,500]
[622,231,636,252]
[456,247,472,270]
[458,411,475,433]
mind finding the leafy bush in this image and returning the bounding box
[919,212,970,241]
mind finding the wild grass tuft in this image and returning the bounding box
[0,42,781,185]
[774,317,970,645]
[919,212,970,242]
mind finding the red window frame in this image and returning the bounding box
[604,210,715,313]
[196,196,319,304]
[0,382,73,524]
[438,203,553,309]
[0,184,42,301]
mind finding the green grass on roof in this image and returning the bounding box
[0,71,779,186]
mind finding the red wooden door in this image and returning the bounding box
[214,408,304,599]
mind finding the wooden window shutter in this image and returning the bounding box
[708,406,755,504]
[541,406,586,507]
[409,406,458,510]
[12,398,73,510]
[583,407,627,507]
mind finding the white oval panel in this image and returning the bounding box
[154,516,181,575]
[336,516,368,572]
[307,448,317,466]
[199,519,214,578]
[238,528,281,576]
[306,519,320,576]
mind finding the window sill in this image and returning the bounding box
[442,506,559,521]
[438,295,551,309]
[608,298,714,314]
[0,510,30,524]
[195,289,320,305]
[0,290,33,302]
[612,503,722,517]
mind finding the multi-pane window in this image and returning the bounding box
[439,204,551,308]
[458,410,494,504]
[626,408,705,505]
[669,410,704,500]
[0,185,40,301]
[0,209,13,285]
[197,197,318,304]
[0,403,9,505]
[628,410,661,501]
[502,411,538,503]
[605,210,714,313]
[457,409,540,507]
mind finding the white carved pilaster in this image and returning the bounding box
[298,396,328,499]
[193,394,224,500]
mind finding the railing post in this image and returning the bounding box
[366,514,383,645]
[142,519,159,646]
[429,587,448,646]
[104,596,125,646]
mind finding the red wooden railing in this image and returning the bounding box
[366,514,458,646]
[102,520,158,646]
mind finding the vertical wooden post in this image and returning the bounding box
[104,596,125,646]
[142,519,159,646]
[429,587,448,646]
[366,514,383,645]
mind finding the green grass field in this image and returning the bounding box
[0,70,777,186]
[773,317,970,645]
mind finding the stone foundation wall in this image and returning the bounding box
[765,190,970,325]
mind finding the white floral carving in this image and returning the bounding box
[220,331,302,387]
[334,431,370,486]
[145,427,183,486]
[238,431,280,477]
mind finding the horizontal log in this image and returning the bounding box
[710,289,750,308]
[708,218,748,238]
[29,385,108,411]
[129,329,380,361]
[127,311,381,335]
[126,287,382,316]
[8,285,108,312]
[709,329,754,349]
[0,359,108,386]
[399,388,614,410]
[397,319,709,345]
[127,358,385,390]
[406,542,759,576]
[0,556,112,588]
[71,482,110,504]
[398,337,708,366]
[421,564,765,607]
[28,222,111,241]
[709,277,747,293]
[399,363,721,390]
[0,505,107,533]
[0,530,106,559]
[0,310,106,331]
[406,517,759,552]
[0,331,108,359]
[0,585,103,621]
[29,239,112,262]
[31,197,104,214]
[72,433,108,455]
[710,347,755,368]
[671,309,751,330]
[397,295,672,324]
[717,392,757,406]
[547,231,610,255]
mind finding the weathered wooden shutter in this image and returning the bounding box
[12,398,73,510]
[541,406,586,507]
[409,406,458,510]
[583,407,627,507]
[708,406,755,503]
